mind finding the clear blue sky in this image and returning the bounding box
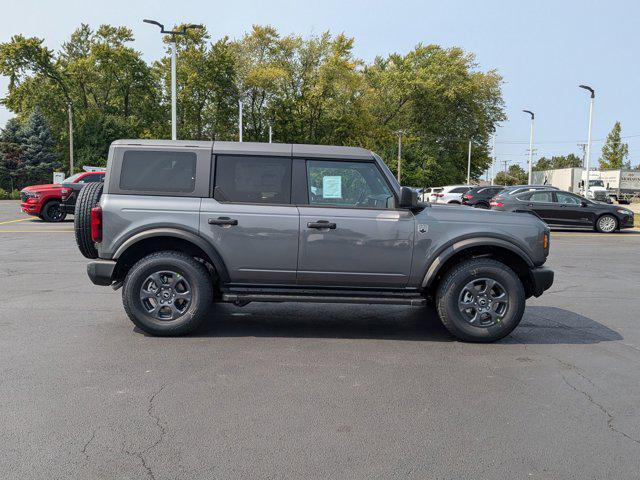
[1,0,639,167]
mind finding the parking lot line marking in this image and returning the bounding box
[553,233,639,238]
[0,229,73,233]
[0,218,34,225]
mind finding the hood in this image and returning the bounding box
[22,183,61,192]
[417,203,547,229]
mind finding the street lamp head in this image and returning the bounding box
[579,85,595,98]
[522,109,534,120]
[144,19,204,36]
[143,19,166,32]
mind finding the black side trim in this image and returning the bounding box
[529,267,554,297]
[112,228,230,283]
[222,292,426,307]
[87,260,116,286]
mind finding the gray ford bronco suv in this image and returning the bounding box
[74,140,553,342]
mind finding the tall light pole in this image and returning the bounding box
[238,99,243,142]
[67,103,74,175]
[579,85,595,198]
[395,130,404,182]
[466,139,472,185]
[144,19,203,140]
[523,110,534,184]
[491,131,496,186]
[268,121,273,143]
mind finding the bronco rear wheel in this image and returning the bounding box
[122,251,213,336]
[74,182,103,259]
[435,258,526,342]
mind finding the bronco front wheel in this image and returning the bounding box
[435,258,526,342]
[122,251,213,336]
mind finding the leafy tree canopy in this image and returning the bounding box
[533,153,582,171]
[0,23,506,189]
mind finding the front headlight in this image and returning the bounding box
[617,209,632,215]
[22,190,40,199]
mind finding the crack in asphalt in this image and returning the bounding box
[120,384,168,480]
[81,429,96,460]
[561,374,640,447]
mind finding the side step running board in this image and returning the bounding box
[222,293,426,307]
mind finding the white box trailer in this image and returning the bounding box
[599,170,640,204]
[531,168,582,193]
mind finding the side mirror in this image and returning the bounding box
[581,201,589,207]
[398,186,418,209]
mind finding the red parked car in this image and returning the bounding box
[20,171,105,222]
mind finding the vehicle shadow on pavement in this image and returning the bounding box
[502,306,622,345]
[165,304,621,345]
[189,303,455,342]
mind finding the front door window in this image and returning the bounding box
[306,160,394,209]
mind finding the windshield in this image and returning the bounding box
[62,173,82,184]
[589,180,604,187]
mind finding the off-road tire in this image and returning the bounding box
[122,251,213,336]
[595,214,617,233]
[74,182,103,259]
[436,258,526,342]
[41,200,67,223]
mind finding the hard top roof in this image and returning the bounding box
[112,139,373,160]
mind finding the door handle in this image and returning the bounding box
[208,217,238,226]
[307,220,336,230]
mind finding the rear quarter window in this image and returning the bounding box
[119,151,197,193]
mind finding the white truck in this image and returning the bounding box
[599,169,640,204]
[532,167,581,192]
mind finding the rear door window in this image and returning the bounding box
[214,155,292,204]
[528,191,554,203]
[120,150,197,193]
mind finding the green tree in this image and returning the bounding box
[533,153,582,171]
[153,26,238,140]
[0,118,25,190]
[0,23,507,187]
[0,25,160,170]
[20,107,60,184]
[599,121,630,170]
[495,164,527,186]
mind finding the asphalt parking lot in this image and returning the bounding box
[1,200,639,480]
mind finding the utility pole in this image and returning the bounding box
[523,110,535,184]
[466,140,472,185]
[395,130,404,182]
[501,160,509,186]
[491,132,496,186]
[67,103,74,175]
[268,121,272,143]
[238,100,243,142]
[144,19,203,140]
[579,85,595,198]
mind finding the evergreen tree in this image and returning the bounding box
[0,118,25,191]
[20,107,60,184]
[599,121,630,170]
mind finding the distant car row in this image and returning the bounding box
[412,184,634,233]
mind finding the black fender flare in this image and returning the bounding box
[421,236,534,288]
[112,228,230,283]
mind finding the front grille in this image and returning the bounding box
[593,191,607,202]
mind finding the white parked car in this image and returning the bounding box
[428,185,472,204]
